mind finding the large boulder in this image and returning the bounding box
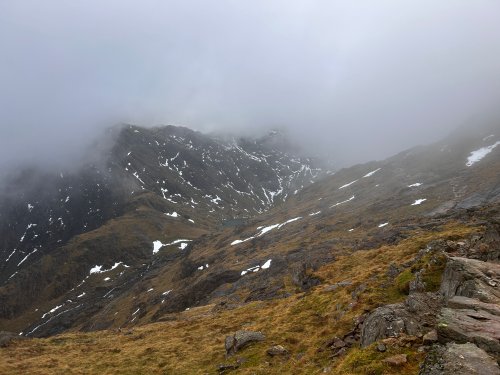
[360,304,416,347]
[360,292,440,347]
[438,306,500,356]
[439,257,500,303]
[420,342,500,375]
[225,330,265,355]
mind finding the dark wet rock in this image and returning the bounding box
[383,354,407,366]
[437,307,500,356]
[225,330,265,356]
[266,345,289,357]
[420,342,500,375]
[290,263,322,291]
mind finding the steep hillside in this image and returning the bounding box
[1,124,500,374]
[0,124,321,334]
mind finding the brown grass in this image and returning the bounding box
[0,222,478,374]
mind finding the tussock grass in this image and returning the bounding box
[0,222,477,374]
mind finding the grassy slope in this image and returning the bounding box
[0,222,477,375]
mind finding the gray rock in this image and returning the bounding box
[423,330,438,345]
[447,296,500,316]
[409,271,426,293]
[360,292,440,347]
[323,280,352,292]
[420,342,500,375]
[266,345,289,357]
[225,330,265,355]
[360,303,415,347]
[290,263,321,291]
[437,307,500,355]
[440,257,500,303]
[387,263,401,279]
[376,343,387,352]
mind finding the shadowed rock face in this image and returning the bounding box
[440,257,500,303]
[0,125,322,283]
[360,292,441,347]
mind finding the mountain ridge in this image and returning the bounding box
[1,123,500,374]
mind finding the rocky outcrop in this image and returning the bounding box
[225,330,265,356]
[436,257,500,356]
[360,292,441,347]
[439,257,500,303]
[420,342,500,375]
[420,255,500,373]
[438,307,500,355]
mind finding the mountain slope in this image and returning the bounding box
[1,123,500,374]
[0,125,322,334]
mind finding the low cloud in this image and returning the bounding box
[1,0,500,170]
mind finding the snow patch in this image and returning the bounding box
[339,180,358,189]
[408,183,422,188]
[41,304,63,319]
[363,168,381,178]
[17,248,37,266]
[261,259,272,269]
[466,141,500,166]
[153,240,164,254]
[231,217,302,246]
[483,134,495,142]
[411,199,427,206]
[378,222,389,228]
[330,195,355,208]
[89,262,128,274]
[241,259,272,275]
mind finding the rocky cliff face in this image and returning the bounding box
[0,124,322,334]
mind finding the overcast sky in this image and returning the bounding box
[1,1,500,170]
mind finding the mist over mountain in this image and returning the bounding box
[3,2,500,374]
[2,1,500,172]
